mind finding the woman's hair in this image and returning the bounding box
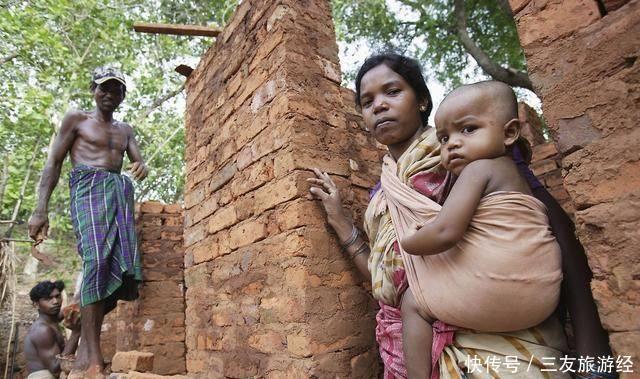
[29,280,65,303]
[354,53,433,126]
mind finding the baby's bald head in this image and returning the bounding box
[435,81,518,128]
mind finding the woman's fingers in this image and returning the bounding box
[309,186,329,200]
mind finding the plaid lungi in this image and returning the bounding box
[70,164,142,306]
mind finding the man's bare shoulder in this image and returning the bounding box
[114,119,133,130]
[63,110,91,122]
[60,110,90,131]
[25,321,58,346]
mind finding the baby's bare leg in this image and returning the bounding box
[401,288,434,379]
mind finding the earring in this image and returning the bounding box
[419,105,427,112]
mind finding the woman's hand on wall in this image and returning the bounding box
[307,168,353,239]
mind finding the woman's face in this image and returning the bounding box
[359,64,424,153]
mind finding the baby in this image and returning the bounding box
[399,81,563,378]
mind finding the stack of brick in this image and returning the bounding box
[183,0,381,377]
[101,202,186,376]
[511,0,639,368]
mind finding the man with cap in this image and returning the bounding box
[28,66,147,378]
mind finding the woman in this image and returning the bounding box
[308,53,614,379]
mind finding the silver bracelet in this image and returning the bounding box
[349,242,369,259]
[340,225,360,248]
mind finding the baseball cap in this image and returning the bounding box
[92,66,126,87]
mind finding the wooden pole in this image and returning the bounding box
[133,22,221,37]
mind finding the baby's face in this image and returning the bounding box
[434,90,508,176]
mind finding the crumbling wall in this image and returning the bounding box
[101,201,186,375]
[511,0,639,367]
[183,0,382,377]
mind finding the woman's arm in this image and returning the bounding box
[512,142,613,359]
[307,169,370,278]
[533,186,613,358]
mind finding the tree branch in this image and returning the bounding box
[146,123,183,167]
[4,137,42,238]
[0,156,9,210]
[453,0,533,90]
[135,82,186,126]
[80,37,96,63]
[0,52,18,65]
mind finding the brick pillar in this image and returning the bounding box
[511,0,640,369]
[101,201,186,375]
[183,1,381,377]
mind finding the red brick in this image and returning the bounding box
[275,198,325,230]
[228,217,268,249]
[183,222,205,248]
[531,159,558,176]
[253,172,305,214]
[209,162,237,194]
[189,195,219,226]
[532,142,559,161]
[274,148,349,177]
[140,201,164,214]
[286,333,312,358]
[191,240,218,265]
[127,372,188,379]
[163,203,182,214]
[163,215,183,227]
[230,158,274,198]
[236,145,253,170]
[207,205,237,234]
[248,331,284,354]
[183,183,205,210]
[111,351,154,373]
[543,170,564,188]
[249,29,285,73]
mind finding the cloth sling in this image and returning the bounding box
[380,155,563,332]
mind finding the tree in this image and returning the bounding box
[332,0,532,90]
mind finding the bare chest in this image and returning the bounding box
[76,119,129,152]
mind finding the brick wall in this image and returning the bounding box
[511,0,639,369]
[101,201,186,375]
[183,0,382,377]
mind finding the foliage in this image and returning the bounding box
[0,0,236,279]
[331,0,527,89]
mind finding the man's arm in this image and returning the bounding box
[124,124,148,181]
[28,112,79,241]
[27,325,62,374]
[401,160,490,255]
